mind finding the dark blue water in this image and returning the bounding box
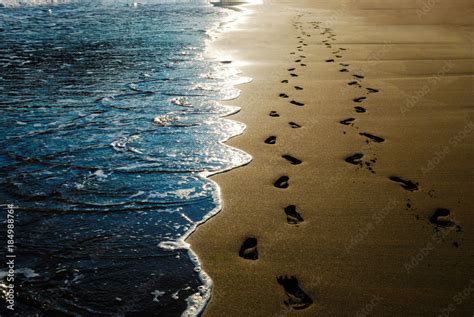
[0,1,250,316]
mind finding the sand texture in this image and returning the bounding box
[188,0,474,315]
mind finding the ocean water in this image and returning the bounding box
[0,1,251,316]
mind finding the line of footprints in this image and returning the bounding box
[238,15,463,312]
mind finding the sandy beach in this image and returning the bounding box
[189,0,474,315]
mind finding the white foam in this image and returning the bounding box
[0,0,73,7]
[174,188,196,199]
[153,115,175,126]
[151,290,165,303]
[170,97,192,107]
[0,268,39,279]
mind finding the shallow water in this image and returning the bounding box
[0,2,250,316]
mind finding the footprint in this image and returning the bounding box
[340,69,349,72]
[300,55,306,58]
[282,155,302,165]
[340,118,355,125]
[389,176,419,191]
[359,132,384,143]
[290,73,299,77]
[345,153,364,165]
[353,97,367,103]
[277,276,313,310]
[280,93,289,98]
[340,63,349,67]
[290,100,305,106]
[335,55,342,58]
[295,59,301,63]
[348,81,361,87]
[284,205,304,224]
[270,111,280,117]
[288,68,296,71]
[281,80,289,84]
[353,74,364,79]
[239,237,258,260]
[289,122,301,128]
[366,88,379,93]
[354,106,366,113]
[340,48,347,51]
[274,176,290,189]
[265,136,277,144]
[294,86,303,90]
[300,64,307,67]
[430,208,456,228]
[325,59,335,62]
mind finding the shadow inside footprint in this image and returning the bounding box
[340,118,355,125]
[367,88,379,93]
[359,132,384,143]
[353,97,367,103]
[345,153,364,165]
[269,111,280,117]
[239,237,258,260]
[290,73,299,77]
[289,122,301,128]
[265,136,276,144]
[295,86,303,90]
[348,81,361,87]
[288,68,296,71]
[353,74,364,79]
[274,176,290,189]
[290,100,305,106]
[340,68,349,72]
[389,176,419,191]
[282,155,302,165]
[430,208,456,227]
[284,205,304,224]
[277,276,313,310]
[325,59,335,62]
[280,93,289,98]
[281,80,289,83]
[354,106,366,113]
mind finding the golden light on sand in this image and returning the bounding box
[210,0,263,5]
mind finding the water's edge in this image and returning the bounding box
[181,3,255,316]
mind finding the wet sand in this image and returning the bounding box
[188,0,474,315]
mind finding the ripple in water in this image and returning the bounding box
[0,2,251,316]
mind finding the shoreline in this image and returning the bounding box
[189,0,474,316]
